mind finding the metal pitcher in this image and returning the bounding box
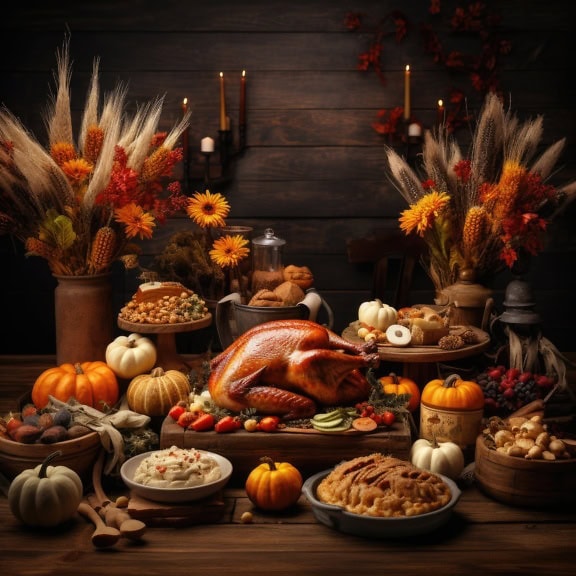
[215,289,334,349]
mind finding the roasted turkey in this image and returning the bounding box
[208,319,380,420]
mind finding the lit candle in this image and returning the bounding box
[404,65,411,121]
[201,136,215,153]
[239,69,246,127]
[219,72,227,131]
[437,99,445,126]
[181,97,189,159]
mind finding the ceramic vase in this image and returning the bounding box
[53,273,114,364]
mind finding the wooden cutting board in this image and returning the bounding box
[127,490,228,526]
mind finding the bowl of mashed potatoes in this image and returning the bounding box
[120,446,233,503]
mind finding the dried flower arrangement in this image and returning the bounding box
[0,39,189,276]
[385,92,576,292]
[152,190,250,301]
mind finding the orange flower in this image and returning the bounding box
[61,158,93,189]
[209,234,250,268]
[399,191,450,237]
[115,203,156,240]
[50,142,76,166]
[186,190,230,229]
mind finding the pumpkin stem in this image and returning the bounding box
[74,363,84,375]
[443,374,461,389]
[151,367,165,378]
[390,372,399,384]
[260,456,276,471]
[40,450,63,478]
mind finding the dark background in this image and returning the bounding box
[1,0,575,354]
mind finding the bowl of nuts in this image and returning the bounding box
[474,414,576,508]
[0,398,101,483]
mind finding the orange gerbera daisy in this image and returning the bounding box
[61,158,93,188]
[186,190,230,228]
[399,191,451,237]
[209,234,250,268]
[115,203,156,240]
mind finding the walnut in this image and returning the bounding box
[459,329,478,344]
[438,334,465,350]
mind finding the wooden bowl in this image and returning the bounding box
[474,435,576,508]
[0,431,101,485]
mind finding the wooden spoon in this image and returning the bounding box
[103,504,147,540]
[77,502,121,548]
[90,449,147,540]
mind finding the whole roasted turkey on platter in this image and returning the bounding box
[208,319,380,420]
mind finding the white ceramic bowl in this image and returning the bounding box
[302,469,461,538]
[120,449,233,503]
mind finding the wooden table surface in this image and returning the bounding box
[2,355,576,576]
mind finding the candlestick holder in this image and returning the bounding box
[401,119,422,166]
[202,151,212,190]
[185,126,247,193]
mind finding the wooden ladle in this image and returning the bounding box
[77,502,121,548]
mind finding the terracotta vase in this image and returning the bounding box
[53,273,114,364]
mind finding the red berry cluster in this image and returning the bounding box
[477,366,555,415]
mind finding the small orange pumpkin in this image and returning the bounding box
[378,372,420,412]
[245,456,303,511]
[421,373,484,410]
[32,361,119,410]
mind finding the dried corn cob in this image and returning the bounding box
[25,237,57,261]
[89,226,117,272]
[462,206,490,253]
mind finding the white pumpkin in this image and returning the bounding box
[358,299,397,331]
[8,451,83,528]
[409,438,465,480]
[105,333,157,379]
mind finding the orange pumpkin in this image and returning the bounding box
[32,361,119,410]
[245,456,303,511]
[378,372,420,412]
[421,373,484,410]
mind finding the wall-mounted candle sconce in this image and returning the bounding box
[182,70,247,193]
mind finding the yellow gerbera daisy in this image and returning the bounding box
[209,234,250,268]
[399,191,450,237]
[115,203,156,240]
[186,190,230,228]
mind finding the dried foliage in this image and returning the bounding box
[386,93,576,291]
[0,38,189,275]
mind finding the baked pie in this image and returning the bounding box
[316,454,452,518]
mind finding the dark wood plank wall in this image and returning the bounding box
[1,0,575,355]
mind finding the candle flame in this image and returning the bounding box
[220,71,224,78]
[405,65,410,72]
[242,70,246,78]
[438,99,443,107]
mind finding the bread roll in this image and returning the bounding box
[273,281,305,306]
[283,265,314,289]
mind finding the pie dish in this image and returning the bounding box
[302,468,461,538]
